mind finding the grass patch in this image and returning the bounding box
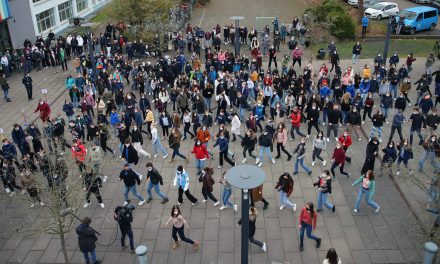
[91,11,108,23]
[311,39,436,59]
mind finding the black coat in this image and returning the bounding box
[76,224,97,252]
[146,168,163,185]
[131,129,143,144]
[122,145,139,165]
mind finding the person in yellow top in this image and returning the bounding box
[250,71,259,82]
[362,64,371,80]
[144,108,155,139]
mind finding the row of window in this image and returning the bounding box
[35,0,92,33]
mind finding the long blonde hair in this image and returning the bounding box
[341,93,351,104]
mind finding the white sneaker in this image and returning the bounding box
[322,122,326,126]
[312,161,315,167]
[123,201,129,206]
[192,201,199,206]
[203,199,208,203]
[138,200,146,206]
[39,202,45,206]
[21,189,26,195]
[375,206,380,213]
[5,188,10,194]
[163,154,168,159]
[409,170,414,175]
[138,175,143,181]
[9,191,15,196]
[396,170,400,176]
[213,202,220,207]
[326,138,330,142]
[147,153,151,159]
[335,137,339,142]
[255,158,260,164]
[386,121,389,124]
[217,165,222,169]
[242,158,247,164]
[353,208,358,213]
[233,205,238,212]
[30,203,35,208]
[359,138,362,141]
[102,176,108,182]
[362,121,365,124]
[378,138,382,143]
[293,204,297,212]
[258,162,263,167]
[99,203,105,208]
[262,242,267,252]
[306,135,310,139]
[271,159,276,164]
[219,205,226,210]
[279,205,285,210]
[408,103,412,106]
[323,160,327,166]
[153,154,158,158]
[83,202,91,208]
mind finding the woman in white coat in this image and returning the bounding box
[230,113,241,142]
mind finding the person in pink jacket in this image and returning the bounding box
[274,123,292,160]
[291,46,303,68]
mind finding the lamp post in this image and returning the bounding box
[81,22,96,83]
[230,16,244,57]
[383,16,392,63]
[225,165,266,264]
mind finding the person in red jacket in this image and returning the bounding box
[191,140,210,175]
[289,107,305,141]
[71,139,87,172]
[34,99,51,122]
[298,202,321,252]
[338,129,352,163]
[331,142,350,179]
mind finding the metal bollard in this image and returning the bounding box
[423,242,438,264]
[135,245,148,264]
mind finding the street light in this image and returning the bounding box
[230,16,244,57]
[225,165,266,264]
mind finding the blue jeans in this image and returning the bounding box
[153,140,167,155]
[299,222,319,245]
[239,106,246,121]
[389,84,397,98]
[204,97,212,110]
[294,157,311,174]
[222,187,234,207]
[147,181,166,199]
[82,249,97,264]
[354,187,379,211]
[381,107,389,120]
[419,151,440,172]
[279,191,295,208]
[195,159,205,172]
[370,126,382,138]
[121,228,134,250]
[317,191,333,210]
[123,185,144,202]
[2,89,9,100]
[259,146,273,163]
[352,54,359,64]
[342,111,349,124]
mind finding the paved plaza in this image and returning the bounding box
[0,2,439,264]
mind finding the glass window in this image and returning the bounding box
[76,0,88,12]
[36,8,55,33]
[33,0,44,3]
[58,1,73,22]
[424,11,437,19]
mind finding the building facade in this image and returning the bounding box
[6,0,110,49]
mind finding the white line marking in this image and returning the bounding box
[198,4,207,27]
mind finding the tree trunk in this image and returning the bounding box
[57,216,69,264]
[358,0,364,24]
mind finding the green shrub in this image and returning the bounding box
[330,13,355,39]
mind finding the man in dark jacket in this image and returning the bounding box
[119,163,145,206]
[408,107,426,145]
[114,205,135,252]
[76,217,99,264]
[361,137,379,175]
[145,163,169,203]
[22,73,33,100]
[11,123,26,155]
[121,139,141,177]
[213,131,235,169]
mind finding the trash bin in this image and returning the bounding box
[317,48,325,59]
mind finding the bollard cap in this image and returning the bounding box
[425,242,438,253]
[135,245,148,256]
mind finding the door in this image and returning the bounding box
[416,13,423,31]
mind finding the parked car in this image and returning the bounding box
[365,2,399,19]
[399,6,438,34]
[348,0,379,8]
[432,0,440,11]
[412,0,432,4]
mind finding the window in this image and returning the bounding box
[58,1,73,22]
[36,8,55,33]
[424,11,437,19]
[33,0,44,3]
[76,0,88,12]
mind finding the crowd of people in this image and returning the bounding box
[0,15,439,264]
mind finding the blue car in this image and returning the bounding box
[399,6,438,34]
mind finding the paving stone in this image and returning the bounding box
[22,250,44,264]
[8,238,35,263]
[343,226,365,250]
[367,249,388,263]
[203,218,219,241]
[218,228,235,253]
[183,252,201,264]
[350,250,371,264]
[201,240,218,263]
[384,249,405,263]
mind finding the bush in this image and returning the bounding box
[305,0,355,40]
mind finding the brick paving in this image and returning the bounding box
[0,3,439,264]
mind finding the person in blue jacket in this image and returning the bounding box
[361,15,369,37]
[352,170,380,213]
[11,123,26,155]
[63,100,75,121]
[213,131,236,169]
